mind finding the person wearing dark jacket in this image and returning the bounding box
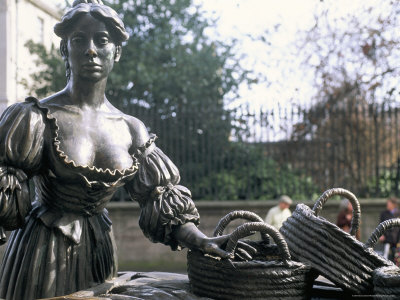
[379,197,400,261]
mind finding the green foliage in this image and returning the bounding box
[106,0,247,107]
[367,169,400,198]
[192,142,319,200]
[195,172,240,201]
[21,40,66,98]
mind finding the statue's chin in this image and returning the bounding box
[79,71,106,82]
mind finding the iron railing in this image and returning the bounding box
[114,102,400,200]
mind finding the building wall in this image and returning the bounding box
[0,0,60,113]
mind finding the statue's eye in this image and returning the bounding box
[98,37,109,45]
[71,37,84,45]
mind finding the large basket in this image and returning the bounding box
[280,188,393,295]
[368,219,400,298]
[187,211,315,300]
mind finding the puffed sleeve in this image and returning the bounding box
[125,135,200,250]
[0,100,45,230]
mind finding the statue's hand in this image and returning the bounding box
[198,235,230,258]
[198,236,258,261]
[173,223,257,260]
[173,223,231,258]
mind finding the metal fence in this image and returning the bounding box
[115,101,400,201]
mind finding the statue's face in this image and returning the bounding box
[66,13,120,82]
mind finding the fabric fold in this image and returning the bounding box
[33,204,112,245]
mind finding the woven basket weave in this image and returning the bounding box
[280,188,393,295]
[187,211,315,300]
[368,218,400,298]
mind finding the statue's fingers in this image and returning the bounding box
[205,243,230,259]
[236,240,257,256]
[234,252,248,261]
[235,247,252,261]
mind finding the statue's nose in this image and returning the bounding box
[85,44,98,58]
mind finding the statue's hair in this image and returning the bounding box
[55,0,128,80]
[54,0,129,45]
[72,0,104,5]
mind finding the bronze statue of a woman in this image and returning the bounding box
[0,1,228,299]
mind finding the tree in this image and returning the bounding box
[297,1,400,107]
[23,0,253,199]
[21,41,66,98]
[289,1,400,196]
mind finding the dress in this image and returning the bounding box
[0,97,200,300]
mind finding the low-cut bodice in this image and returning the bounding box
[0,96,199,248]
[36,98,139,215]
[46,103,136,171]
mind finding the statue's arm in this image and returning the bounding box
[125,118,228,255]
[0,101,45,231]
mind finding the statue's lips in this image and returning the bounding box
[82,63,102,71]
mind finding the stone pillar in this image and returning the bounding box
[0,0,17,114]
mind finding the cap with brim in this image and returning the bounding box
[279,195,292,205]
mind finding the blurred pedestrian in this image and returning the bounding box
[379,197,400,261]
[265,195,292,230]
[336,199,353,233]
[336,198,360,240]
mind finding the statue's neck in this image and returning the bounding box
[66,76,107,108]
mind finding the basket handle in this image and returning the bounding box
[225,222,291,264]
[312,188,361,236]
[365,218,400,248]
[213,210,269,242]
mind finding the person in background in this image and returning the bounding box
[336,198,361,240]
[336,199,353,233]
[265,195,292,230]
[379,197,400,261]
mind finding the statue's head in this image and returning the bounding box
[54,0,129,80]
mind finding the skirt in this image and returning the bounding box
[0,207,117,300]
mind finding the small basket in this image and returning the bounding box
[187,211,315,300]
[368,219,400,298]
[280,188,393,295]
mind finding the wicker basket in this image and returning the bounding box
[368,218,400,298]
[280,188,393,295]
[187,211,315,300]
[212,210,272,259]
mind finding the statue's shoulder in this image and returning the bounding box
[103,101,151,148]
[123,113,151,149]
[39,90,70,107]
[0,97,47,148]
[1,97,44,121]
